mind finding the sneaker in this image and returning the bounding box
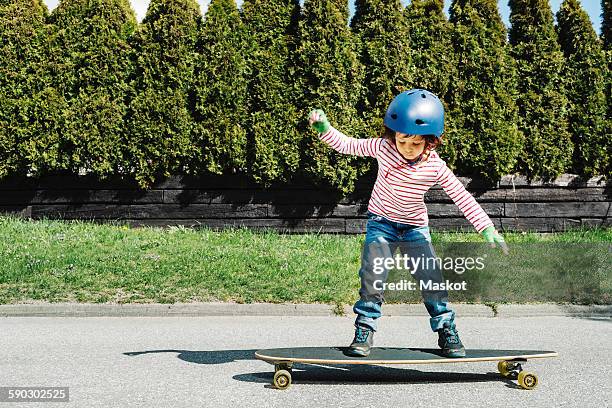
[437,322,466,358]
[347,325,374,357]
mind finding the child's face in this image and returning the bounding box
[395,133,426,160]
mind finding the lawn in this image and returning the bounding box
[0,216,609,305]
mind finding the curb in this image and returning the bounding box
[495,304,612,318]
[0,302,610,318]
[0,302,333,317]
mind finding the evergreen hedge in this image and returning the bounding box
[447,0,524,183]
[125,0,201,187]
[602,0,611,176]
[404,0,458,168]
[351,0,411,133]
[48,0,136,178]
[557,0,609,177]
[0,0,608,194]
[604,0,611,48]
[295,0,368,194]
[0,0,68,178]
[191,0,248,177]
[241,0,302,186]
[508,0,573,181]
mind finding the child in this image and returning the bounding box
[308,89,508,358]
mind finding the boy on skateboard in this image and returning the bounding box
[308,89,508,358]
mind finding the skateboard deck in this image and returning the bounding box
[255,347,558,390]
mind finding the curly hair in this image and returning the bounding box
[378,126,443,152]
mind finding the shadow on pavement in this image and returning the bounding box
[123,349,258,364]
[235,364,516,387]
[123,349,518,387]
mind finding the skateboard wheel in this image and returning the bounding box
[497,361,511,377]
[517,371,538,390]
[273,369,292,390]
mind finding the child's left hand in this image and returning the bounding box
[481,226,509,255]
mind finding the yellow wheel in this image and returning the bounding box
[273,369,292,390]
[497,361,511,377]
[518,371,538,390]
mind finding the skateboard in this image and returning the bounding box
[255,347,558,390]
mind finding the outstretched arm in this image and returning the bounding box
[309,109,382,158]
[437,163,508,254]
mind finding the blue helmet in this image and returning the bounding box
[383,89,444,137]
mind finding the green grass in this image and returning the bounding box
[0,216,609,305]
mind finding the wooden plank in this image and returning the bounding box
[122,218,346,233]
[1,173,607,191]
[268,204,368,218]
[426,203,503,217]
[359,176,497,192]
[427,188,610,202]
[163,189,360,205]
[580,218,612,228]
[0,175,142,190]
[499,218,582,232]
[353,215,607,233]
[162,187,610,206]
[269,203,502,218]
[504,202,610,218]
[345,217,504,234]
[157,174,321,190]
[502,188,609,202]
[498,174,610,187]
[0,190,163,205]
[345,218,368,234]
[0,187,607,206]
[121,216,607,234]
[428,217,482,231]
[0,205,32,217]
[30,204,268,220]
[155,175,256,190]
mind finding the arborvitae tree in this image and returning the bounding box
[48,0,136,177]
[350,0,411,133]
[295,0,368,194]
[602,0,611,176]
[447,0,524,182]
[191,0,248,176]
[240,0,301,185]
[0,0,67,178]
[126,0,201,187]
[508,0,573,181]
[404,0,458,167]
[604,0,611,48]
[404,0,453,99]
[557,0,608,177]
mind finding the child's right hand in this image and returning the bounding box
[308,109,331,133]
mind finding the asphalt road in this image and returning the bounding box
[0,315,610,407]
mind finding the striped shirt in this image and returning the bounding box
[319,126,494,233]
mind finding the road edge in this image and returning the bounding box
[0,302,610,318]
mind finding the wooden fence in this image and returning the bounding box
[0,173,609,233]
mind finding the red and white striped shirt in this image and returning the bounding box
[319,126,494,233]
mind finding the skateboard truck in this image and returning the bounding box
[497,358,538,389]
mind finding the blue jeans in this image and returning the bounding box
[353,211,455,332]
